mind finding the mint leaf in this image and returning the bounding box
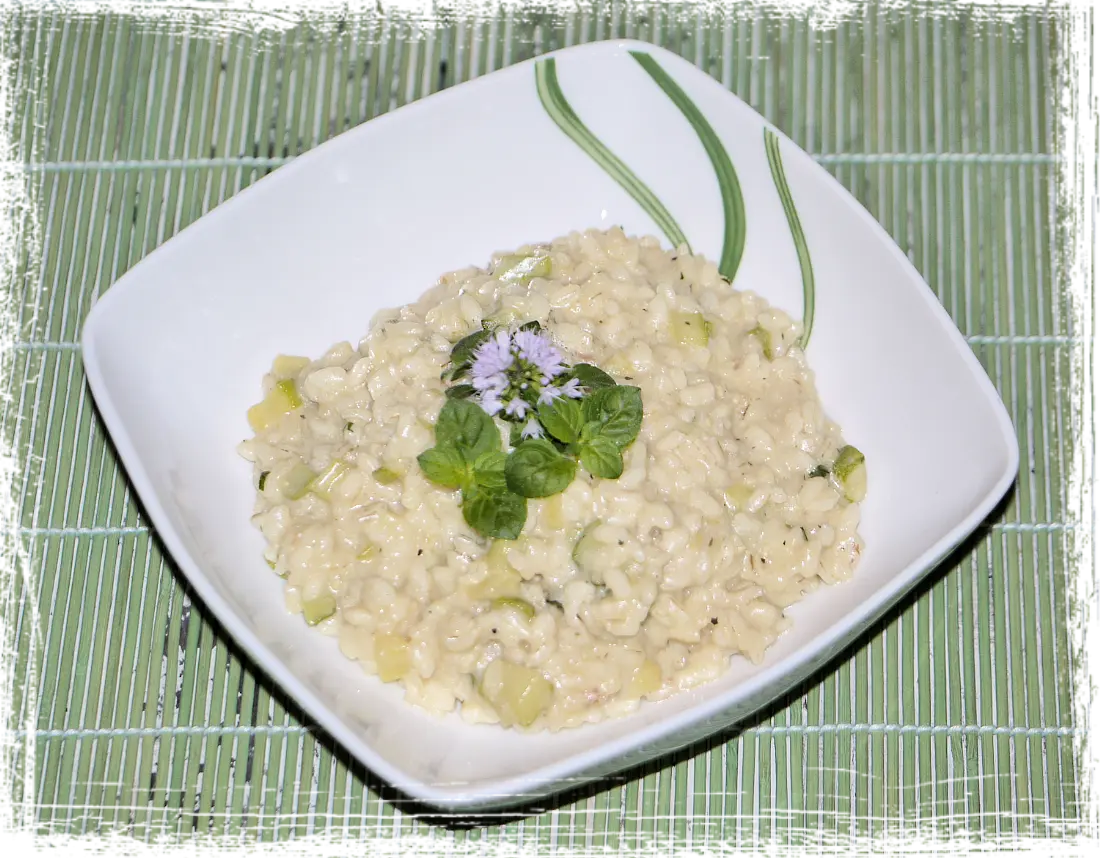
[579,436,624,479]
[462,487,527,540]
[579,420,603,443]
[569,363,616,390]
[450,329,492,368]
[445,383,476,400]
[473,451,507,490]
[581,386,643,448]
[505,439,577,498]
[519,320,542,334]
[444,329,493,381]
[417,444,469,489]
[537,397,584,444]
[434,399,501,460]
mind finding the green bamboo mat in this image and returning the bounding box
[0,0,1090,851]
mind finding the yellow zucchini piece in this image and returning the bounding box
[748,325,775,360]
[309,460,349,499]
[302,593,337,626]
[670,311,709,346]
[494,253,552,283]
[834,445,867,502]
[480,659,554,728]
[487,309,518,327]
[541,494,566,530]
[467,541,523,599]
[247,378,304,432]
[571,521,602,574]
[491,597,536,620]
[282,462,317,500]
[372,466,402,485]
[625,659,662,697]
[374,633,412,682]
[724,483,755,512]
[272,354,311,379]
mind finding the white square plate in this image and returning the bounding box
[81,40,1018,811]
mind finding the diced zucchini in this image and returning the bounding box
[372,466,402,485]
[833,445,867,502]
[302,593,337,626]
[467,540,522,599]
[541,494,566,530]
[625,659,662,697]
[309,460,349,499]
[491,597,536,620]
[748,325,775,360]
[374,633,411,682]
[807,464,830,479]
[603,351,635,377]
[494,253,552,283]
[487,309,518,327]
[282,462,317,500]
[264,551,286,577]
[670,311,710,346]
[724,483,755,512]
[258,470,269,491]
[247,378,304,432]
[571,521,602,574]
[480,659,554,728]
[272,354,311,379]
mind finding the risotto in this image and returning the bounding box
[238,227,866,731]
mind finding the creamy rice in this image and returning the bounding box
[238,227,864,731]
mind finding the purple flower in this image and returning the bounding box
[559,378,583,399]
[478,389,504,416]
[463,324,580,422]
[513,329,566,380]
[537,384,562,406]
[472,371,507,393]
[472,330,514,380]
[520,418,543,439]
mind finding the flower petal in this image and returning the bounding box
[521,418,544,439]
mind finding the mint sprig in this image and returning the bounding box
[582,386,643,449]
[433,398,500,459]
[566,363,616,390]
[537,397,585,444]
[463,486,527,540]
[579,435,624,479]
[419,322,645,540]
[416,400,529,539]
[505,439,577,498]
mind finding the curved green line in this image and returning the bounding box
[629,50,746,284]
[764,129,816,349]
[534,58,690,251]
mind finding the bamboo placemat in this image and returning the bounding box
[1,1,1091,852]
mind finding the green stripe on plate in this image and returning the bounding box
[764,127,817,349]
[630,50,747,283]
[534,56,690,251]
